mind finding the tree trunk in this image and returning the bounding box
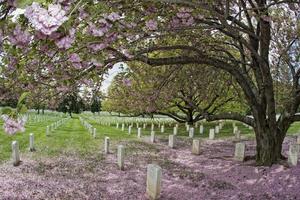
[254,123,285,166]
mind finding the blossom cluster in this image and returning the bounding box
[145,19,158,31]
[8,25,31,48]
[68,53,82,69]
[171,8,194,28]
[2,115,27,135]
[24,3,68,35]
[55,28,76,49]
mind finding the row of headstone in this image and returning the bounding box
[46,117,69,136]
[80,117,97,138]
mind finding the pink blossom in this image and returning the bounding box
[107,12,121,22]
[8,25,31,48]
[55,29,75,49]
[2,115,26,135]
[69,53,81,63]
[145,19,158,31]
[68,53,82,69]
[79,7,88,19]
[24,2,68,35]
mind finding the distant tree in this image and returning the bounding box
[57,92,85,117]
[91,96,101,114]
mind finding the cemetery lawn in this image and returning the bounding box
[0,117,300,199]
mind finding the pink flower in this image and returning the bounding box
[55,29,75,49]
[107,12,121,22]
[8,25,31,48]
[69,53,81,63]
[2,115,26,135]
[145,19,158,31]
[24,2,68,35]
[79,7,88,19]
[68,53,82,69]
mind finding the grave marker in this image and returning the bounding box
[29,133,35,152]
[192,139,201,155]
[209,129,215,140]
[150,131,155,143]
[288,144,299,166]
[168,135,175,148]
[138,128,142,138]
[234,143,245,161]
[199,125,204,134]
[189,127,194,138]
[12,141,20,166]
[117,145,125,170]
[146,164,162,200]
[104,137,110,154]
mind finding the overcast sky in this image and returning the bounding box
[101,62,124,94]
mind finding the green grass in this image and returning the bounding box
[0,115,300,163]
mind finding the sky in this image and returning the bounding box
[100,62,124,94]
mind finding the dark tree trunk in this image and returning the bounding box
[254,126,282,165]
[253,111,287,165]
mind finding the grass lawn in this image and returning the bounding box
[1,114,300,164]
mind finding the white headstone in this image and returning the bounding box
[146,164,162,200]
[150,131,155,143]
[192,139,201,155]
[215,126,220,134]
[93,128,97,138]
[173,126,177,135]
[116,123,119,129]
[168,135,175,148]
[104,137,110,154]
[209,129,215,140]
[12,141,20,166]
[151,123,154,131]
[121,123,125,131]
[288,144,299,166]
[234,143,245,161]
[161,125,164,133]
[189,127,194,138]
[199,125,204,134]
[186,124,190,132]
[138,128,142,138]
[117,145,125,170]
[233,126,238,135]
[29,133,35,152]
[143,123,146,129]
[128,126,132,134]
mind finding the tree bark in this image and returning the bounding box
[254,125,281,165]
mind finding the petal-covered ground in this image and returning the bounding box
[0,136,299,200]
